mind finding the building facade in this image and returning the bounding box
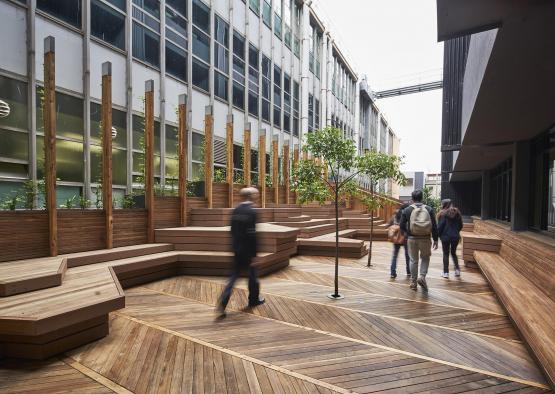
[437,1,555,231]
[0,0,399,205]
[399,171,424,202]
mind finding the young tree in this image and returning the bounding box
[292,128,404,299]
[357,152,406,267]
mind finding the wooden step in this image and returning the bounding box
[474,250,555,388]
[0,257,66,297]
[462,232,501,266]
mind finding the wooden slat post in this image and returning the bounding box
[204,105,213,208]
[243,123,251,186]
[44,36,57,257]
[302,150,308,160]
[226,114,234,208]
[283,140,290,205]
[101,62,113,249]
[178,94,188,226]
[293,144,299,204]
[259,130,266,208]
[272,135,279,206]
[144,80,155,243]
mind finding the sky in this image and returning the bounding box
[313,0,444,173]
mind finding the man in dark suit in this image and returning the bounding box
[216,187,265,318]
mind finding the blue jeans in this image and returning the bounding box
[391,242,410,275]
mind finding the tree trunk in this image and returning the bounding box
[367,210,374,267]
[367,183,374,267]
[334,189,340,297]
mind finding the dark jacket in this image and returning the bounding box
[399,203,438,242]
[230,202,258,262]
[437,207,463,242]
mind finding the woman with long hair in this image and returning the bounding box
[437,199,463,278]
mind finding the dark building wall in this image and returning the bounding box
[441,35,480,215]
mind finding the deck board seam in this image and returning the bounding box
[111,311,349,394]
[60,356,133,394]
[134,286,548,390]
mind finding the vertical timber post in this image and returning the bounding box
[226,114,234,208]
[272,135,279,206]
[145,80,155,243]
[44,36,57,257]
[178,94,188,226]
[204,105,214,208]
[293,144,299,204]
[243,123,251,186]
[259,130,266,208]
[283,141,290,205]
[101,62,113,249]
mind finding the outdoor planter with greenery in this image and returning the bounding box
[292,127,404,299]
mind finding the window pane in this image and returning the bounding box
[248,92,259,117]
[165,157,178,179]
[165,7,187,37]
[90,102,127,149]
[106,0,126,11]
[249,0,260,15]
[166,41,187,81]
[132,115,144,150]
[214,72,228,101]
[192,58,209,91]
[262,1,271,27]
[273,107,281,127]
[214,44,229,74]
[192,0,210,33]
[91,145,127,185]
[166,0,186,17]
[91,0,126,50]
[233,31,245,59]
[132,22,160,67]
[262,100,270,122]
[249,44,259,69]
[0,76,28,130]
[37,136,84,182]
[192,132,204,162]
[233,82,244,109]
[37,0,82,28]
[36,89,84,141]
[0,129,28,161]
[214,15,229,46]
[165,124,178,157]
[134,0,160,18]
[192,27,210,62]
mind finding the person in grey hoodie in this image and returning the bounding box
[437,199,463,278]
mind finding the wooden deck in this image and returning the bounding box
[1,242,551,393]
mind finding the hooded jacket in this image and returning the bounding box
[437,207,463,242]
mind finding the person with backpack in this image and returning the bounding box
[388,203,411,279]
[399,189,439,291]
[437,199,463,278]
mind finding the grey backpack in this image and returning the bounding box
[409,204,432,236]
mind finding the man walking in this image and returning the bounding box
[217,187,265,318]
[400,189,438,291]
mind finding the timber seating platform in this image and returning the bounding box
[475,251,555,388]
[462,231,502,268]
[297,228,368,258]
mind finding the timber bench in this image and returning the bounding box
[297,229,369,258]
[471,219,555,388]
[461,231,501,268]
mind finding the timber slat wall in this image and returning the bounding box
[0,212,49,262]
[113,210,147,248]
[154,197,180,229]
[474,219,555,303]
[58,210,105,254]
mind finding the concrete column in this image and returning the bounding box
[353,80,360,153]
[299,1,310,148]
[27,0,37,207]
[320,33,328,129]
[511,141,530,231]
[83,0,92,199]
[481,170,491,220]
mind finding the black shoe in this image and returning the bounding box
[248,297,265,307]
[215,304,227,320]
[390,273,397,279]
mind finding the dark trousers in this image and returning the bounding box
[219,254,260,310]
[391,242,410,275]
[441,239,460,273]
